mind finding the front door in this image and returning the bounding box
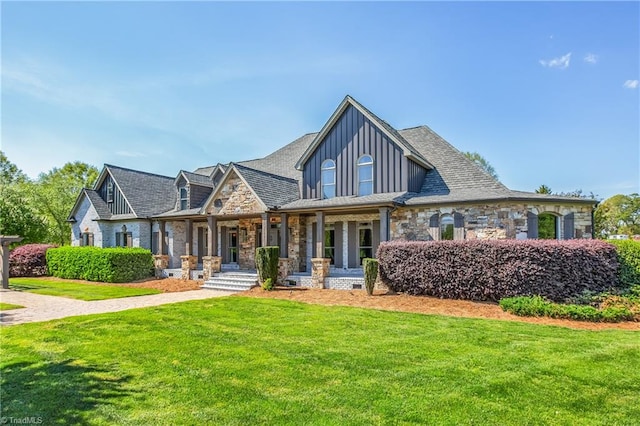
[228,228,238,263]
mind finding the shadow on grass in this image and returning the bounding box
[1,359,132,424]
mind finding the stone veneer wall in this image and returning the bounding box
[207,173,264,216]
[239,218,260,270]
[390,203,593,241]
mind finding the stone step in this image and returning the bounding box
[202,272,258,292]
[201,281,255,292]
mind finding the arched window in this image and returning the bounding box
[180,187,188,210]
[357,155,374,196]
[321,159,336,199]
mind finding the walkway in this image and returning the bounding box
[0,288,234,326]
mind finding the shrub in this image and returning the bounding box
[378,239,619,302]
[46,246,153,283]
[255,246,279,285]
[8,244,57,277]
[261,278,274,291]
[499,296,635,323]
[608,240,640,288]
[363,258,378,296]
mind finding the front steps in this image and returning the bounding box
[202,271,258,292]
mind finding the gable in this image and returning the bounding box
[96,172,133,215]
[301,104,427,199]
[205,170,264,216]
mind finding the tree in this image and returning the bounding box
[535,184,552,194]
[594,194,640,238]
[0,185,47,245]
[29,162,99,245]
[0,150,27,185]
[464,152,499,180]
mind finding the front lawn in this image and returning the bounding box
[8,278,161,301]
[1,297,639,424]
[0,303,24,311]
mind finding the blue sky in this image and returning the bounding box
[1,1,638,200]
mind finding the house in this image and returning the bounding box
[69,95,596,289]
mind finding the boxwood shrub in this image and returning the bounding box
[46,246,153,283]
[9,244,57,277]
[607,240,640,288]
[377,239,619,302]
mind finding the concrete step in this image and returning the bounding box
[202,271,258,292]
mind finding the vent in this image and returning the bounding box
[352,284,362,290]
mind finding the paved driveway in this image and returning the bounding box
[0,288,234,326]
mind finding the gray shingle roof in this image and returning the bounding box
[180,170,214,187]
[238,133,314,180]
[84,189,112,219]
[281,192,408,211]
[104,164,176,217]
[153,207,203,218]
[234,163,300,208]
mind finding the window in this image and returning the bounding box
[115,232,132,247]
[324,225,335,264]
[357,155,374,196]
[107,182,114,203]
[80,232,94,246]
[179,187,188,210]
[321,159,336,199]
[440,215,454,240]
[358,223,373,265]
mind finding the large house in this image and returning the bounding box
[68,96,596,289]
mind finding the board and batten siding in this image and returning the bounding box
[98,174,132,215]
[302,105,426,199]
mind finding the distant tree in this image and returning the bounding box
[0,185,47,245]
[535,184,552,194]
[535,185,598,200]
[0,150,27,185]
[28,162,99,245]
[594,194,640,238]
[463,151,499,181]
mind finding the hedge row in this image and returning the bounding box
[9,244,57,277]
[499,296,635,323]
[377,240,620,302]
[46,246,153,283]
[607,240,640,288]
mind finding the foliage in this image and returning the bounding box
[535,185,599,200]
[0,303,24,311]
[46,246,153,283]
[261,277,274,291]
[607,240,640,288]
[0,150,28,185]
[0,185,48,246]
[377,239,620,302]
[535,184,552,194]
[8,244,56,277]
[463,151,499,180]
[595,193,640,238]
[499,296,635,322]
[363,258,378,296]
[9,277,160,300]
[255,246,279,284]
[2,297,640,425]
[538,213,556,239]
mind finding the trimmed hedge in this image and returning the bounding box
[378,240,620,302]
[499,296,635,323]
[46,246,153,283]
[608,240,640,288]
[256,246,279,285]
[9,244,57,277]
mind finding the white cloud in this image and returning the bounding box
[583,53,598,64]
[623,80,639,89]
[539,52,572,69]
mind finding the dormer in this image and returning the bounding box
[295,96,433,200]
[175,171,215,211]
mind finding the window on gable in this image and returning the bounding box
[357,155,374,196]
[180,187,188,210]
[107,182,114,203]
[321,159,336,199]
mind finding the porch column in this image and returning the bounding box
[280,213,289,258]
[153,222,169,278]
[261,213,270,247]
[379,207,390,243]
[185,219,193,256]
[207,216,217,257]
[158,221,166,255]
[315,211,325,258]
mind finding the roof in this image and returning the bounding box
[102,164,177,217]
[178,170,214,187]
[280,192,408,211]
[239,133,314,180]
[68,188,112,221]
[233,163,300,208]
[294,95,433,171]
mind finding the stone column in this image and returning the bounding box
[202,255,222,281]
[153,255,169,278]
[311,258,330,289]
[280,212,288,258]
[180,255,197,280]
[278,257,294,285]
[315,211,325,258]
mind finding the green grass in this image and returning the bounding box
[0,303,24,311]
[8,278,161,301]
[2,297,639,425]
